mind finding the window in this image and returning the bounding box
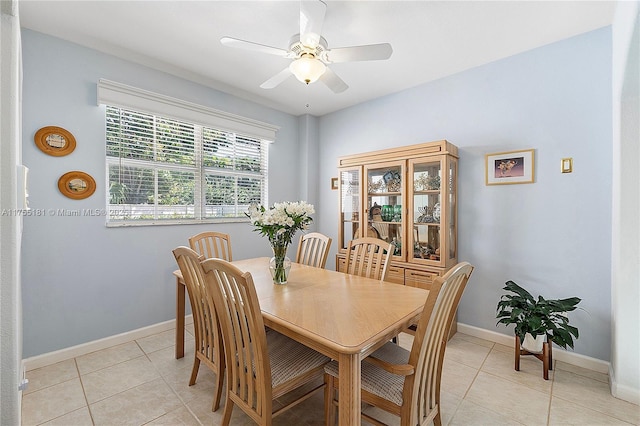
[98,80,278,226]
[106,106,269,225]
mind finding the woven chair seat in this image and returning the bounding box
[324,341,409,406]
[268,331,330,388]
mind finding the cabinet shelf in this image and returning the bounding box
[368,192,401,197]
[413,190,440,195]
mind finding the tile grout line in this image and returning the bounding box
[549,368,639,425]
[546,359,555,425]
[461,342,543,425]
[442,335,495,424]
[136,329,206,426]
[458,341,492,400]
[444,340,490,425]
[74,357,97,426]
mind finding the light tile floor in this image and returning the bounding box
[22,328,640,425]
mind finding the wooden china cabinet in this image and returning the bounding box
[336,140,459,333]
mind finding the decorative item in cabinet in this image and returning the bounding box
[382,170,401,192]
[414,173,440,191]
[368,178,385,194]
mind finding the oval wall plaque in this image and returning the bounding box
[58,171,96,200]
[34,126,76,157]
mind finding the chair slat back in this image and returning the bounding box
[201,258,272,422]
[172,247,222,370]
[189,231,233,261]
[344,237,393,281]
[296,232,332,268]
[406,262,474,425]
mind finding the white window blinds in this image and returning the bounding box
[97,79,278,140]
[102,83,273,225]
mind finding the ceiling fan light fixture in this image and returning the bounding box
[289,54,326,84]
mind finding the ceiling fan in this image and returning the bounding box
[220,0,392,93]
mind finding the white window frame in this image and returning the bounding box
[98,80,278,227]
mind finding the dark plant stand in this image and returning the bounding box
[515,335,553,380]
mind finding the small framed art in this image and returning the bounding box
[485,149,535,185]
[331,177,339,190]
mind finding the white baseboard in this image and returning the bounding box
[456,322,610,374]
[609,364,640,405]
[23,315,193,371]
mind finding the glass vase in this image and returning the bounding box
[270,244,291,285]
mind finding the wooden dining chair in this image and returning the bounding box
[324,261,474,426]
[188,231,233,260]
[200,257,330,426]
[344,237,394,282]
[172,247,225,412]
[295,232,332,268]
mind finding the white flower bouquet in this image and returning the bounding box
[246,201,315,283]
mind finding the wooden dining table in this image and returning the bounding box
[173,257,428,426]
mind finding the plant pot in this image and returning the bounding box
[521,333,545,353]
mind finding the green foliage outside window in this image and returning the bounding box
[106,106,267,223]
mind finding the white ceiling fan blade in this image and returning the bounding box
[323,43,393,63]
[319,67,348,93]
[221,36,288,57]
[300,0,326,48]
[260,67,293,89]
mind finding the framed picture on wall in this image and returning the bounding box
[331,177,339,190]
[485,149,535,185]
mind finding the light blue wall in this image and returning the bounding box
[20,30,302,357]
[317,27,612,361]
[22,27,613,362]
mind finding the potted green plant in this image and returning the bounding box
[496,280,581,353]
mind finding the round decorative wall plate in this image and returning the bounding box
[34,126,76,156]
[57,171,96,200]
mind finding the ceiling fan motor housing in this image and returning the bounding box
[289,34,328,62]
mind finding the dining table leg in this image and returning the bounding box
[175,276,185,359]
[338,352,361,426]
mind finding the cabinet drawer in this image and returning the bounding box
[336,257,346,273]
[385,266,405,285]
[405,269,440,290]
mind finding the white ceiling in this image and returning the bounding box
[19,1,616,116]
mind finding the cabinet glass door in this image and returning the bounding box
[447,157,458,263]
[410,158,443,266]
[365,162,404,259]
[338,167,361,250]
